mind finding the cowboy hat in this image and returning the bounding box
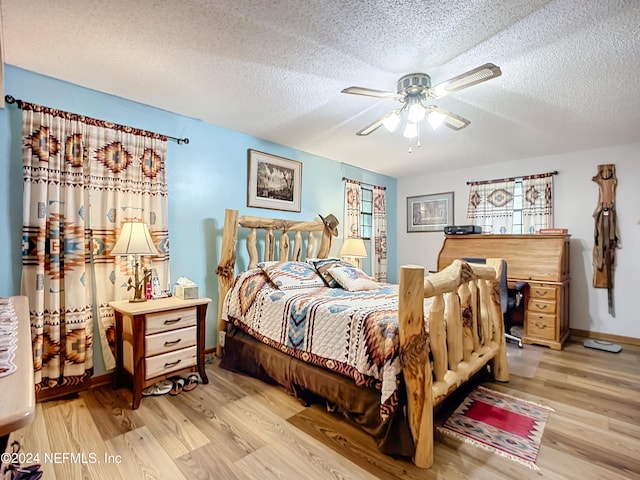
[319,213,339,237]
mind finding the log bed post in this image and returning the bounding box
[398,264,433,468]
[486,259,509,382]
[216,209,240,357]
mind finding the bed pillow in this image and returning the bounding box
[309,258,353,287]
[327,265,380,292]
[258,261,325,290]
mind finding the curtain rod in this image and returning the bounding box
[466,170,558,185]
[4,95,190,145]
[341,177,386,190]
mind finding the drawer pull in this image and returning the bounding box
[535,322,547,329]
[164,359,182,368]
[164,339,181,347]
[535,304,548,310]
[537,291,548,296]
[164,317,181,325]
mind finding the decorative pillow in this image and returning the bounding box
[310,258,353,287]
[258,261,325,290]
[327,265,380,292]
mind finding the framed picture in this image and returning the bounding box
[406,192,454,232]
[247,149,302,212]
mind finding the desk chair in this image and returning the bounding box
[463,258,528,348]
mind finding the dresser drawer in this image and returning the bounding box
[145,346,197,379]
[145,326,197,357]
[529,286,557,300]
[145,307,197,335]
[528,299,557,315]
[527,313,556,340]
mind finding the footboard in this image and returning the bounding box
[399,259,508,468]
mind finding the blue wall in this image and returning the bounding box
[0,65,397,374]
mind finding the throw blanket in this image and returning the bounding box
[223,269,433,420]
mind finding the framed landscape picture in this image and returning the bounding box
[247,149,302,212]
[406,191,454,232]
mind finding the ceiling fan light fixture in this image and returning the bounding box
[427,110,446,130]
[432,85,447,97]
[403,122,418,139]
[382,110,401,132]
[407,101,426,123]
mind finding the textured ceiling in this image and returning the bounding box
[2,0,639,178]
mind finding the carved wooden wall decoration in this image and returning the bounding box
[592,164,618,315]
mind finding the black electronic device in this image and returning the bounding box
[444,225,483,235]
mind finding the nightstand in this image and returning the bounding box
[110,296,211,409]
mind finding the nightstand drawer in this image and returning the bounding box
[145,307,197,335]
[527,314,556,340]
[145,326,197,357]
[528,299,557,314]
[145,346,197,379]
[529,286,557,300]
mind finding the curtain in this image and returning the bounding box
[344,180,362,267]
[522,174,554,233]
[372,186,387,282]
[20,102,170,391]
[467,180,516,234]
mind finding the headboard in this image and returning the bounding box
[215,208,333,355]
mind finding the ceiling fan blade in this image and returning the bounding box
[355,114,388,136]
[433,106,471,130]
[428,63,502,98]
[342,86,405,101]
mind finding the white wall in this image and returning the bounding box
[397,143,640,340]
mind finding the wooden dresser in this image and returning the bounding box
[437,234,571,350]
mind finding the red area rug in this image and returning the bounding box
[437,385,553,470]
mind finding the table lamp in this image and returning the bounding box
[111,220,159,302]
[339,237,367,267]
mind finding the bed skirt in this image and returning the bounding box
[219,326,414,457]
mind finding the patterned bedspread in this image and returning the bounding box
[222,269,433,420]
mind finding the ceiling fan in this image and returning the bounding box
[342,63,502,149]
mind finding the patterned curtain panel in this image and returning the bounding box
[467,180,516,234]
[372,186,387,282]
[345,180,361,238]
[344,180,362,267]
[522,174,554,233]
[20,102,170,390]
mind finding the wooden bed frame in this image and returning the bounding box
[216,208,509,468]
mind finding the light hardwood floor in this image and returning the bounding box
[6,337,640,479]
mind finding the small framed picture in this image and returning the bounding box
[406,192,454,232]
[247,149,302,212]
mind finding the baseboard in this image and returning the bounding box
[571,329,640,346]
[36,372,114,403]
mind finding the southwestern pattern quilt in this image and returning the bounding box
[223,269,434,420]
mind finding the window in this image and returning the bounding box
[360,186,372,239]
[467,173,554,234]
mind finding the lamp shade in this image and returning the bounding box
[111,221,159,256]
[339,238,367,258]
